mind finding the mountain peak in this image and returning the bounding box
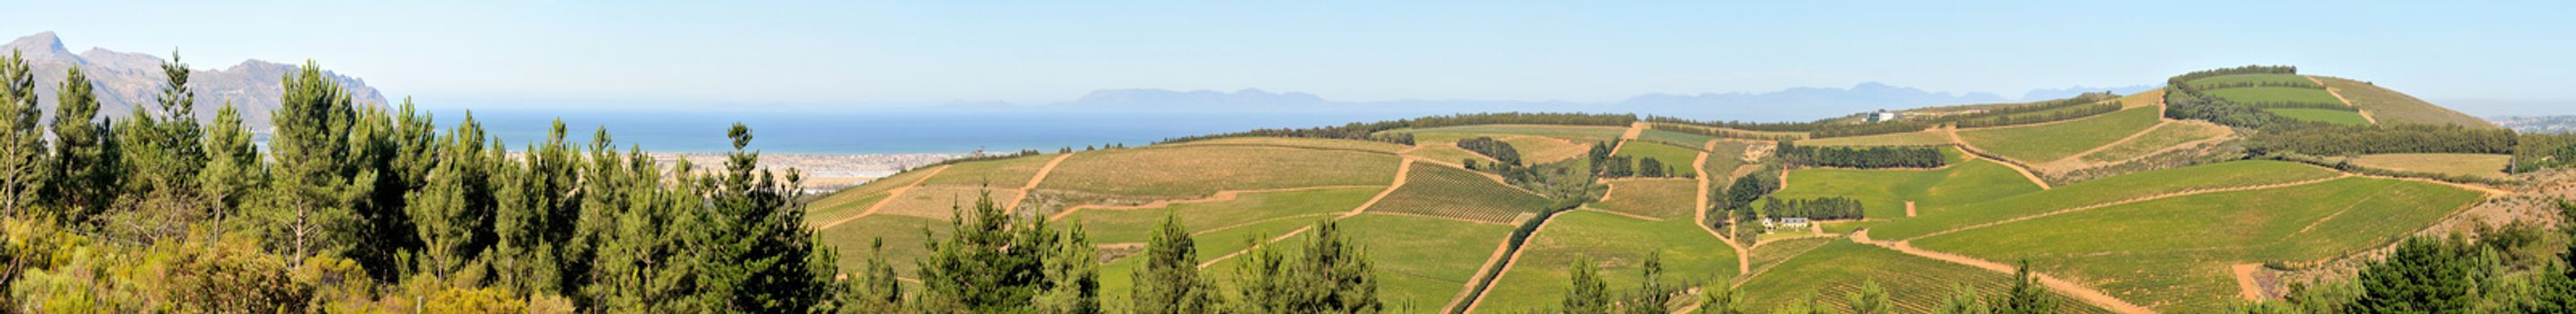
[4,31,70,57]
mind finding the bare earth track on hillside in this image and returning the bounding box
[816,165,951,230]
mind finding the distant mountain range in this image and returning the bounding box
[4,31,388,128]
[2491,115,2576,134]
[1006,83,2154,121]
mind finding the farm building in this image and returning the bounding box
[1865,110,1901,122]
[1763,217,1811,230]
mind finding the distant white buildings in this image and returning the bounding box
[1762,217,1812,230]
[1866,110,1901,122]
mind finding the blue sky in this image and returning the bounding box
[5,1,2571,114]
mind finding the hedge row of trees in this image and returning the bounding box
[1,53,839,311]
[1775,142,1948,169]
[1641,121,1803,141]
[2248,123,2517,156]
[2512,133,2576,173]
[1940,92,2123,128]
[2190,81,2322,91]
[1458,136,1523,166]
[1158,112,1636,145]
[1760,196,1864,221]
[1717,169,1782,212]
[2163,65,2304,128]
[1596,155,1684,179]
[1952,101,2121,128]
[2165,65,2298,87]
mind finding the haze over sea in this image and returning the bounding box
[431,108,1436,154]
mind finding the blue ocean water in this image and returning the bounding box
[424,108,1431,154]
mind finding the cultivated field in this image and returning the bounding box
[2076,121,2230,163]
[1913,178,2485,312]
[817,214,953,275]
[871,185,1023,219]
[1702,141,1754,191]
[1365,164,1552,223]
[1408,142,1501,166]
[1798,131,1951,147]
[1040,145,1400,197]
[1472,211,1739,313]
[918,153,1057,187]
[1611,141,1705,177]
[1064,187,1381,244]
[1638,128,1718,148]
[1164,136,1409,153]
[1595,179,1699,220]
[1502,135,1594,164]
[1736,240,2102,313]
[1401,125,1628,144]
[1766,157,2042,220]
[1958,107,2162,162]
[2202,87,2344,105]
[1098,215,1326,308]
[2312,76,2500,128]
[1743,237,1832,277]
[2343,153,2511,179]
[2265,108,2371,126]
[805,167,943,224]
[1867,161,2343,240]
[1197,214,1519,313]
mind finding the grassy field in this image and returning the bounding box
[1914,178,2485,312]
[1765,157,2041,220]
[1041,145,1401,197]
[1163,136,1408,153]
[1099,215,1326,309]
[1744,237,1832,277]
[1507,135,1595,165]
[2344,153,2511,179]
[817,214,953,276]
[1702,141,1753,193]
[918,154,1057,187]
[2266,108,2371,126]
[1408,142,1501,166]
[2115,88,2166,109]
[2312,76,2500,128]
[1196,214,1519,313]
[1401,125,1629,144]
[1366,164,1552,223]
[2202,87,2344,105]
[1595,179,1699,220]
[1612,141,1704,177]
[805,167,943,225]
[1798,130,1951,147]
[1065,187,1381,244]
[2184,74,2314,90]
[1867,161,2342,240]
[1736,240,2102,313]
[1958,106,2162,162]
[2076,121,2230,163]
[1473,211,1738,313]
[1638,128,1717,149]
[871,186,1022,219]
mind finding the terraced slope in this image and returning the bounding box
[1868,161,2344,240]
[1736,240,2104,313]
[1040,145,1400,197]
[2312,76,2499,128]
[1471,211,1739,313]
[1364,164,1551,223]
[1913,178,2485,312]
[1958,107,2163,163]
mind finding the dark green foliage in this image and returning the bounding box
[1648,92,2120,137]
[1637,157,1667,178]
[106,51,212,241]
[1597,156,1634,179]
[1233,220,1380,314]
[1561,257,1609,314]
[916,190,1098,313]
[2347,235,2491,313]
[2248,123,2515,156]
[0,49,45,216]
[1134,214,1222,313]
[47,65,118,224]
[1762,196,1864,220]
[1642,123,1801,142]
[1776,142,1946,169]
[1719,169,1781,211]
[839,239,904,313]
[1695,281,1750,314]
[2510,132,2576,173]
[1993,261,2059,314]
[1458,136,1523,166]
[1623,253,1670,314]
[1159,112,1635,145]
[2166,65,2299,86]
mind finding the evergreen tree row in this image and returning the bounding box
[1642,123,1804,142]
[1458,136,1524,166]
[2189,81,2323,91]
[2164,65,2299,87]
[1759,196,1864,221]
[2247,123,2517,156]
[1775,142,1948,169]
[2511,132,2576,173]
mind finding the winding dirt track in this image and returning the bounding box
[1850,230,2156,313]
[2307,75,2379,125]
[2232,264,2267,301]
[1689,139,1754,275]
[1196,158,1419,269]
[816,165,951,231]
[1944,126,2054,190]
[1003,153,1077,214]
[1460,212,1565,314]
[2058,121,2171,164]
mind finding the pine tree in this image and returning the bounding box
[1992,260,2060,314]
[48,65,119,224]
[838,239,904,313]
[1935,283,1990,314]
[696,123,837,312]
[258,61,368,267]
[197,103,260,234]
[1624,253,1668,314]
[1844,281,1892,314]
[405,112,495,283]
[1034,222,1101,314]
[1694,281,1749,314]
[107,51,212,240]
[1235,220,1380,314]
[1134,214,1220,313]
[0,49,46,216]
[1562,257,1609,314]
[918,189,1096,313]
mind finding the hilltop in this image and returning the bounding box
[3,31,389,127]
[805,65,2563,313]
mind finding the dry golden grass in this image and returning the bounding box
[872,186,1023,219]
[2344,153,2511,179]
[1502,135,1594,165]
[1040,145,1402,197]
